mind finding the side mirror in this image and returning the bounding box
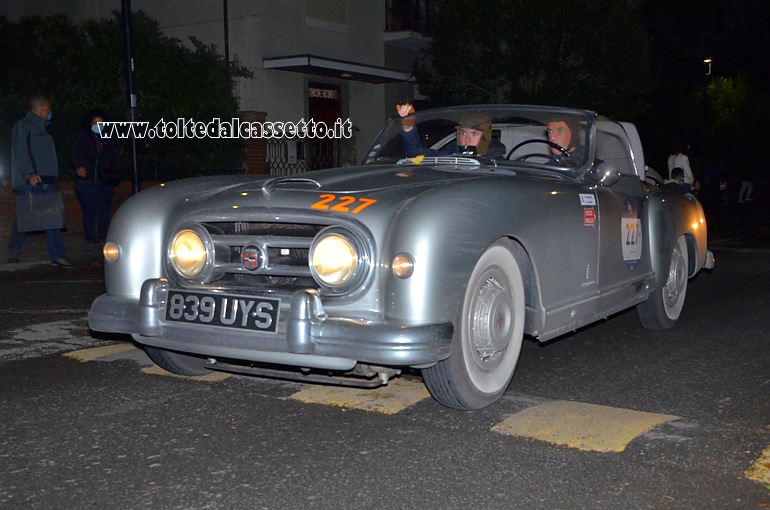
[586,162,620,186]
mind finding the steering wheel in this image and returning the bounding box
[506,139,575,163]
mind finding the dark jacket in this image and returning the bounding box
[545,145,589,168]
[70,130,117,184]
[11,112,59,189]
[662,179,686,194]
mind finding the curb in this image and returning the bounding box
[1,232,103,271]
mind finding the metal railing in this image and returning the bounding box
[266,137,347,176]
[385,0,432,33]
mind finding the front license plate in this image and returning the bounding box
[165,291,280,333]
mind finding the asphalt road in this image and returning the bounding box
[1,210,769,509]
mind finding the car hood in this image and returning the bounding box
[173,163,508,211]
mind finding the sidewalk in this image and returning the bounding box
[0,232,104,272]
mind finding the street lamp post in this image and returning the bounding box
[704,58,712,76]
[121,0,140,194]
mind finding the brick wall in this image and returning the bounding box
[0,181,143,237]
[0,183,15,236]
[240,110,267,175]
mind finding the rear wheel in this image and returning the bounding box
[144,346,210,376]
[423,239,525,410]
[636,235,688,329]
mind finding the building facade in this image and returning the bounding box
[0,0,428,172]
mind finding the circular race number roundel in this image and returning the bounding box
[621,197,642,271]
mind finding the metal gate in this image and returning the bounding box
[266,137,341,176]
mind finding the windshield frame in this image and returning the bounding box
[362,104,598,179]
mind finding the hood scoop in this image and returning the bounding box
[261,177,322,195]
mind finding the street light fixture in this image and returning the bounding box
[704,58,712,76]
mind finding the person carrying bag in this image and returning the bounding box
[6,95,73,268]
[15,184,67,232]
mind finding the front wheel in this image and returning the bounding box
[144,346,211,376]
[636,235,689,329]
[423,239,525,410]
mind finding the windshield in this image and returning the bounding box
[363,105,595,177]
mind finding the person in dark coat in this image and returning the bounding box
[7,95,73,268]
[71,109,118,251]
[662,167,687,194]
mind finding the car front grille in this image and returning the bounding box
[179,220,326,293]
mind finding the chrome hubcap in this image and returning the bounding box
[470,272,512,362]
[664,247,685,307]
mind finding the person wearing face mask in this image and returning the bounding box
[6,95,73,268]
[70,109,119,252]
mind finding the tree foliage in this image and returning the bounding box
[0,11,251,181]
[416,0,655,119]
[702,76,748,133]
[696,75,753,160]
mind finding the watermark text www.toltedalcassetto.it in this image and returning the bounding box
[97,117,353,140]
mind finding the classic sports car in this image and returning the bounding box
[88,105,714,410]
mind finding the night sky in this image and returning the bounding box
[637,0,769,173]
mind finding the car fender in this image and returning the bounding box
[104,176,247,298]
[644,190,709,289]
[380,178,542,327]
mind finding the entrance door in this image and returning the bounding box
[307,82,342,170]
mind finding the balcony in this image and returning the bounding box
[384,0,431,49]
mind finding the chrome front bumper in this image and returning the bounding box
[88,278,454,371]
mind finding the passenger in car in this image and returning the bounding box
[396,103,507,159]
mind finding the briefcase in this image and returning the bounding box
[15,186,66,232]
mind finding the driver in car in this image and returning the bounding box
[545,116,586,167]
[396,103,506,159]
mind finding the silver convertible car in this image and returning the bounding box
[88,105,714,410]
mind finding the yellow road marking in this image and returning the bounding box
[63,343,137,362]
[491,400,680,452]
[141,365,232,382]
[290,377,430,414]
[745,445,770,485]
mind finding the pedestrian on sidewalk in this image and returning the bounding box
[71,109,118,252]
[6,95,73,269]
[737,167,754,204]
[667,142,695,193]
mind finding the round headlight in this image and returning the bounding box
[170,229,207,278]
[311,233,357,287]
